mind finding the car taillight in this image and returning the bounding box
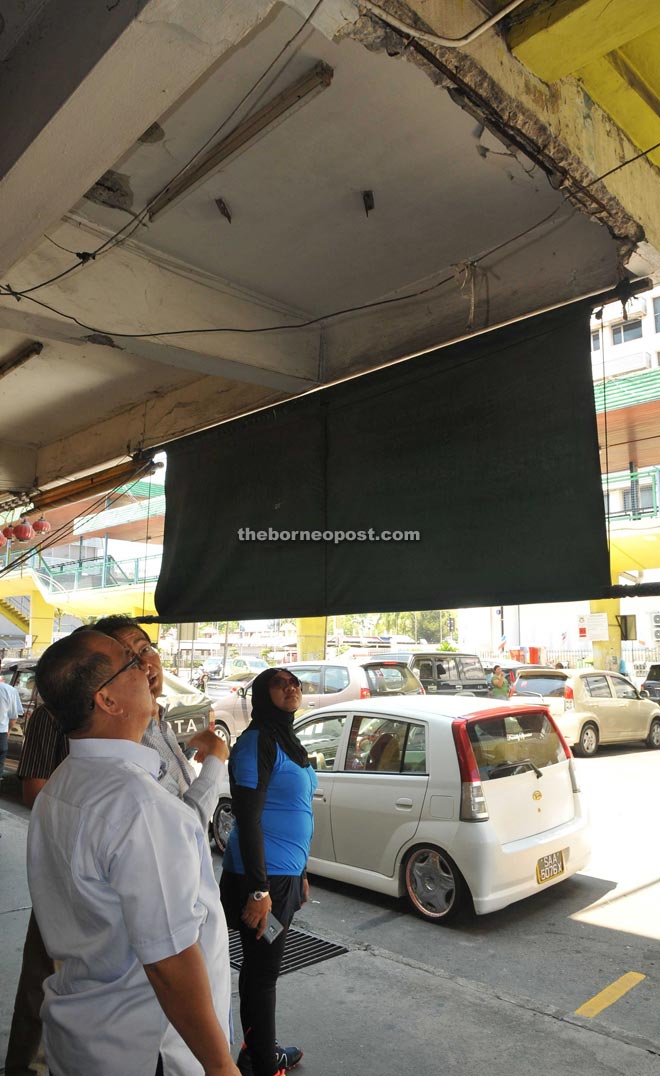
[563,683,574,710]
[451,721,489,822]
[208,709,215,732]
[360,687,371,699]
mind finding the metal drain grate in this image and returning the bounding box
[228,927,348,975]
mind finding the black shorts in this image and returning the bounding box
[220,871,305,931]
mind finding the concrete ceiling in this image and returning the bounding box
[0,0,657,508]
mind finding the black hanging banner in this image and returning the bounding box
[155,300,610,620]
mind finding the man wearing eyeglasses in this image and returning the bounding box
[5,618,228,1076]
[26,629,239,1076]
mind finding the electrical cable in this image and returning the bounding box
[358,0,527,48]
[0,203,574,341]
[0,461,156,574]
[2,0,326,298]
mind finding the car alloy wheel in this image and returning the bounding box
[212,796,235,854]
[575,722,599,758]
[404,846,467,923]
[647,717,660,749]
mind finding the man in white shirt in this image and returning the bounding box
[0,677,23,787]
[27,629,239,1076]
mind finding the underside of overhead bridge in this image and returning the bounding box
[0,0,659,509]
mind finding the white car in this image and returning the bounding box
[293,696,590,923]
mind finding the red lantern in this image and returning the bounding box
[33,515,51,535]
[2,524,15,540]
[14,517,35,542]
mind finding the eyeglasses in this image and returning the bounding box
[92,653,142,708]
[270,676,301,690]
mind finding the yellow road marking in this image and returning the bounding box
[575,972,646,1018]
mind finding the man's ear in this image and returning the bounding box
[94,688,124,719]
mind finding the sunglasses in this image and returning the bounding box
[270,676,301,690]
[91,653,142,708]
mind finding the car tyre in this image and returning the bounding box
[404,845,469,923]
[212,796,235,854]
[646,717,660,749]
[574,722,599,758]
[214,721,231,745]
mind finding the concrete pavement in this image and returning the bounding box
[2,788,660,1076]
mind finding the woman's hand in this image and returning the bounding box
[241,893,272,939]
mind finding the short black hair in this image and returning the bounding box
[91,614,151,643]
[35,632,114,736]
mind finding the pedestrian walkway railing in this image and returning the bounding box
[1,550,162,593]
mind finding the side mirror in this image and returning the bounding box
[640,688,650,698]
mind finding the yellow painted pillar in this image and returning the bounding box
[296,617,327,661]
[589,597,621,673]
[29,590,54,655]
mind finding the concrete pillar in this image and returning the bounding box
[29,590,54,655]
[589,597,621,673]
[297,617,327,661]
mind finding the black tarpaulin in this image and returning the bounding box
[155,301,610,620]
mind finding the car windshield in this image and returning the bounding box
[512,674,567,698]
[467,712,565,779]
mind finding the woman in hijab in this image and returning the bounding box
[220,668,317,1076]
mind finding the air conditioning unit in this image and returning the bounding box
[652,612,660,641]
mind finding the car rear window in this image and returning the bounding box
[364,663,421,695]
[645,665,660,682]
[467,712,565,779]
[512,674,567,697]
[457,655,485,680]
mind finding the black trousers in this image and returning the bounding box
[237,919,289,1076]
[5,909,54,1076]
[221,872,304,1076]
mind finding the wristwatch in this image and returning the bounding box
[249,890,269,901]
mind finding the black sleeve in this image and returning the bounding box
[229,733,277,892]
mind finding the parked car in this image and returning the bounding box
[1,658,217,771]
[382,651,489,697]
[203,655,269,679]
[510,667,660,757]
[208,657,423,850]
[640,664,660,701]
[290,696,590,922]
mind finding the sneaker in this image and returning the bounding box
[237,1041,303,1074]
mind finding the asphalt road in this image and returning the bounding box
[283,742,660,1050]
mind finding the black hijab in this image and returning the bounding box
[248,667,310,768]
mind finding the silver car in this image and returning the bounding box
[511,667,660,756]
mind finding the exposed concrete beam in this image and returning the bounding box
[0,0,280,275]
[33,377,289,491]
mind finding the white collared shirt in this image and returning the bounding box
[0,680,23,733]
[27,738,232,1076]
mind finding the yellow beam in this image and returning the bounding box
[576,29,660,169]
[508,0,660,84]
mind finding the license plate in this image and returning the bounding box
[536,850,565,884]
